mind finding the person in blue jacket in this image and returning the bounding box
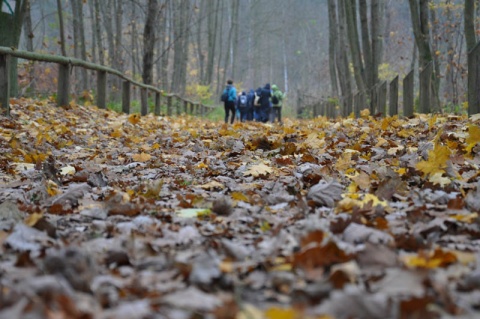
[221,79,237,124]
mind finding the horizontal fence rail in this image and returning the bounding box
[0,46,214,118]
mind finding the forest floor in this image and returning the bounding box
[1,98,480,319]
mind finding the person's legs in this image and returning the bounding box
[278,107,282,123]
[228,101,236,124]
[224,103,229,123]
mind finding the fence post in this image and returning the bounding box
[167,96,172,116]
[0,54,10,117]
[96,70,107,109]
[419,62,432,114]
[57,63,70,107]
[122,81,130,114]
[353,93,359,118]
[140,87,148,115]
[154,92,161,115]
[403,70,414,117]
[346,94,353,117]
[389,76,399,116]
[468,42,480,116]
[377,81,387,116]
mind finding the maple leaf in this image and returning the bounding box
[244,163,273,177]
[132,152,151,162]
[416,143,451,176]
[466,124,480,154]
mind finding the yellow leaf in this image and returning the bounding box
[25,212,44,227]
[231,192,249,202]
[110,128,123,138]
[265,307,296,319]
[196,162,208,169]
[132,152,151,162]
[402,248,457,269]
[128,113,141,125]
[466,124,480,153]
[244,163,273,177]
[416,143,451,176]
[335,152,354,172]
[361,194,387,207]
[450,212,478,223]
[46,180,60,196]
[360,108,370,118]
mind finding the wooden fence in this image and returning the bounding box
[0,46,213,118]
[300,42,480,118]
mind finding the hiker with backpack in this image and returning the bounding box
[246,89,256,121]
[270,84,285,123]
[253,87,263,122]
[220,79,237,124]
[258,83,272,123]
[236,91,249,122]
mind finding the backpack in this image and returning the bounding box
[271,94,279,105]
[254,93,261,106]
[221,87,230,102]
[239,95,247,107]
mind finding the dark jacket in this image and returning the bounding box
[259,83,272,108]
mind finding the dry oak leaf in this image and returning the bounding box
[244,163,273,177]
[307,180,344,207]
[416,143,451,176]
[132,152,151,162]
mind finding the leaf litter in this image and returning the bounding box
[1,99,480,318]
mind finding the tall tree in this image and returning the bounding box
[0,0,28,96]
[408,0,439,111]
[327,0,339,97]
[142,0,158,85]
[465,0,476,52]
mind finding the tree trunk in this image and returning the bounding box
[336,0,352,100]
[94,0,105,65]
[343,0,366,94]
[23,0,35,94]
[359,0,372,88]
[195,0,205,84]
[205,0,218,85]
[142,0,158,85]
[88,1,97,64]
[327,0,339,97]
[0,0,28,96]
[465,0,476,52]
[371,0,385,87]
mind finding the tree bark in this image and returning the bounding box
[465,0,476,52]
[93,0,105,65]
[327,0,339,97]
[336,0,352,99]
[0,0,28,96]
[142,0,158,85]
[343,0,366,94]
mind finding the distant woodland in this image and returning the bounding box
[0,0,478,112]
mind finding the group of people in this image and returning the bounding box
[221,80,285,124]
